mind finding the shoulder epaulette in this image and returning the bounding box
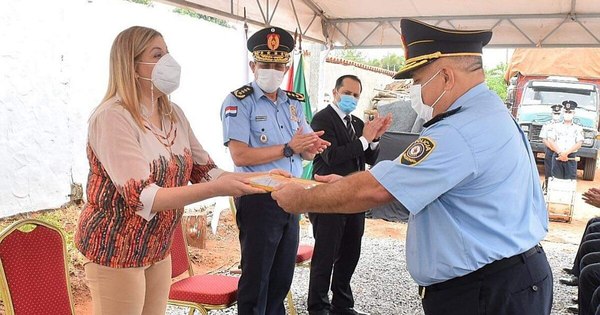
[285,90,305,102]
[423,106,462,128]
[231,85,253,100]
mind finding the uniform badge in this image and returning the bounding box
[224,106,238,118]
[260,134,268,143]
[255,115,267,122]
[267,33,280,51]
[400,137,436,166]
[289,105,298,122]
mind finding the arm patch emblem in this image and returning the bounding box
[400,137,436,166]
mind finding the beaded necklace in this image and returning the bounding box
[142,103,177,157]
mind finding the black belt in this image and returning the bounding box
[418,245,543,299]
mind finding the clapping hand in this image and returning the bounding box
[288,126,330,155]
[375,113,393,139]
[363,113,393,142]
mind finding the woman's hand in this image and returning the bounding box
[212,173,266,197]
[268,169,292,178]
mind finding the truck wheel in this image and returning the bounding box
[583,158,596,181]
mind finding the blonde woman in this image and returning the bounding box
[75,26,269,315]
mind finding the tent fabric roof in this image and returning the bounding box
[161,0,600,48]
[505,48,600,81]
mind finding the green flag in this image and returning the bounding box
[293,55,314,179]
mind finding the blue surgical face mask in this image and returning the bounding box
[338,94,358,114]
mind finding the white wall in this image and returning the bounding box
[0,0,395,218]
[0,0,249,217]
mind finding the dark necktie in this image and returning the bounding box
[344,115,356,140]
[344,115,361,170]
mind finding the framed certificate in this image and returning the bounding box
[248,174,322,192]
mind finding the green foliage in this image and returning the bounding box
[332,49,405,71]
[173,7,232,28]
[331,49,367,63]
[367,53,404,71]
[125,0,153,6]
[485,63,508,101]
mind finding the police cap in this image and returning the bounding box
[393,19,493,79]
[247,26,294,64]
[550,104,563,113]
[562,100,578,112]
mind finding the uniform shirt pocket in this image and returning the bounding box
[250,120,278,147]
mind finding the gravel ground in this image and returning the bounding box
[167,229,581,315]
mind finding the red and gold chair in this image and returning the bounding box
[168,220,239,315]
[0,219,75,315]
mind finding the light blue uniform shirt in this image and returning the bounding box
[221,81,312,177]
[370,83,548,286]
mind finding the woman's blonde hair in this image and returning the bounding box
[96,26,176,129]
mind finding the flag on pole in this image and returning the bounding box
[285,54,295,91]
[293,54,314,179]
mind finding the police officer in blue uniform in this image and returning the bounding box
[272,19,552,315]
[540,104,562,192]
[221,26,329,315]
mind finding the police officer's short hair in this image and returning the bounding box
[335,75,362,92]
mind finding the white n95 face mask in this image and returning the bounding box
[564,112,574,121]
[138,54,181,95]
[409,69,446,122]
[255,68,285,93]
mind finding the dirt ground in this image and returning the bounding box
[72,212,589,314]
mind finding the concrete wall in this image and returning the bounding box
[0,0,249,217]
[0,0,396,218]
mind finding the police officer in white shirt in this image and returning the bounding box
[547,100,584,180]
[539,104,563,191]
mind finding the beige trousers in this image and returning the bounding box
[84,255,172,315]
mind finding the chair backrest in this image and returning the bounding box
[0,219,75,315]
[170,221,193,279]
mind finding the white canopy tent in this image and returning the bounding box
[160,0,600,48]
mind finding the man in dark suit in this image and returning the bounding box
[308,75,391,315]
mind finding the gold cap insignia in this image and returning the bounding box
[267,33,280,51]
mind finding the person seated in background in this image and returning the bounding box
[566,260,600,314]
[561,189,600,285]
[561,223,600,286]
[561,186,600,313]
